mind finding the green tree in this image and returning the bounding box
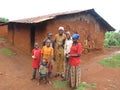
[104,31,120,47]
[114,32,120,44]
[0,17,9,22]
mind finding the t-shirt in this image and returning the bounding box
[39,64,48,75]
[41,46,53,62]
[68,43,82,66]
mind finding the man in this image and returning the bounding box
[54,26,66,78]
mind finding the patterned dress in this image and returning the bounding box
[54,33,66,74]
[68,43,82,88]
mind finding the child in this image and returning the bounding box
[31,42,41,80]
[41,39,54,78]
[38,60,49,84]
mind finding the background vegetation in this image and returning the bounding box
[0,17,9,22]
[104,31,120,47]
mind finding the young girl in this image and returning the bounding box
[31,42,41,80]
[41,39,54,78]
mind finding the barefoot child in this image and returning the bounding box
[38,60,49,84]
[31,42,41,80]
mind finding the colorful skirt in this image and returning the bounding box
[66,64,81,88]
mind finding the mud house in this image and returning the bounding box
[0,22,8,38]
[7,9,115,54]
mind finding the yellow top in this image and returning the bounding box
[41,46,53,62]
[55,33,66,49]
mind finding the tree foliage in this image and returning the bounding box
[104,31,120,47]
[0,17,9,22]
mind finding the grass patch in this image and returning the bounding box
[53,81,97,90]
[76,82,97,90]
[76,82,90,90]
[99,54,120,68]
[0,48,16,56]
[91,83,97,88]
[0,38,6,41]
[53,81,68,88]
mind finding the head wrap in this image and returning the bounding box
[58,26,64,31]
[72,34,80,39]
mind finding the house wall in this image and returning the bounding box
[8,23,31,54]
[7,13,106,54]
[35,13,106,50]
[0,25,8,38]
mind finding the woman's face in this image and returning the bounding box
[66,34,70,39]
[72,38,78,42]
[59,30,64,35]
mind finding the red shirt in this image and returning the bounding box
[68,43,82,66]
[32,48,41,68]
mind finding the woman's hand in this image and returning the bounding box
[67,54,71,57]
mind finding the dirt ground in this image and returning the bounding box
[0,40,120,90]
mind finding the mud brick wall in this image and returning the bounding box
[0,25,8,38]
[35,13,106,50]
[13,24,31,54]
[8,23,31,54]
[7,13,106,54]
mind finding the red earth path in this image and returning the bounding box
[0,41,120,90]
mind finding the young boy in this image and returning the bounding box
[38,60,49,84]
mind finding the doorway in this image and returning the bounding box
[30,25,35,51]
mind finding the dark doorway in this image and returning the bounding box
[30,25,35,51]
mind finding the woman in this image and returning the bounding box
[54,26,66,78]
[67,34,82,89]
[31,42,41,80]
[64,31,73,80]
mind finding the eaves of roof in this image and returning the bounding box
[7,9,115,31]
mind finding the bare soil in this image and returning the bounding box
[0,41,120,90]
